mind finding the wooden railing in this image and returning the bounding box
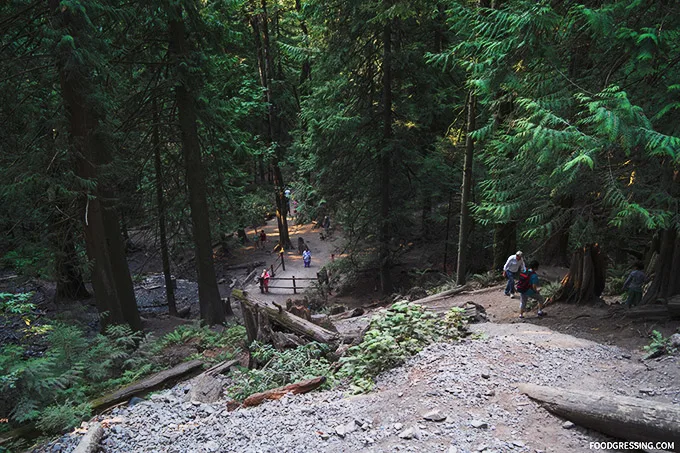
[264,276,318,294]
[258,252,319,294]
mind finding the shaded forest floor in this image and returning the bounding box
[3,214,677,362]
[3,217,680,453]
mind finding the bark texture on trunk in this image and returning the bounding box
[54,227,90,300]
[252,0,291,249]
[379,18,394,294]
[90,360,204,412]
[644,228,680,304]
[553,244,606,304]
[153,99,177,316]
[519,383,680,446]
[242,376,326,407]
[492,222,516,270]
[273,164,292,249]
[456,92,476,285]
[168,6,224,325]
[50,0,140,331]
[235,290,340,346]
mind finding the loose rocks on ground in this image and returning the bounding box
[37,323,679,453]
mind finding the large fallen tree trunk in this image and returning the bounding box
[233,290,340,346]
[90,360,204,412]
[519,383,680,446]
[242,376,326,407]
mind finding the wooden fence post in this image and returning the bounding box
[292,276,297,294]
[270,264,275,277]
[280,252,285,271]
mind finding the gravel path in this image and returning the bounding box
[40,322,679,453]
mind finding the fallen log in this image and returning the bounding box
[518,383,680,446]
[0,424,39,447]
[625,304,678,321]
[90,360,204,412]
[242,376,326,407]
[329,307,365,321]
[199,359,239,378]
[233,290,340,345]
[410,285,468,306]
[73,423,104,453]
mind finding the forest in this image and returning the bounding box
[1,0,679,450]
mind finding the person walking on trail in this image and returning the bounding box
[260,268,271,293]
[322,216,331,235]
[303,249,312,268]
[503,251,526,298]
[259,230,267,250]
[517,260,546,319]
[622,261,646,308]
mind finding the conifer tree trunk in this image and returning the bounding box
[273,164,292,249]
[253,0,292,250]
[553,244,606,304]
[492,222,517,270]
[47,119,89,301]
[643,228,680,304]
[54,225,90,300]
[153,98,177,316]
[379,17,394,294]
[168,5,224,325]
[456,92,476,285]
[49,0,140,331]
[643,170,680,304]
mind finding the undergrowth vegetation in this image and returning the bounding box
[603,266,629,297]
[0,317,246,435]
[227,342,335,401]
[339,302,468,393]
[643,330,677,359]
[224,302,472,400]
[1,297,467,437]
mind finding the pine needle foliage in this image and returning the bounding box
[0,323,154,433]
[436,0,680,255]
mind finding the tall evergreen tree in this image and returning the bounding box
[48,0,141,330]
[167,1,224,325]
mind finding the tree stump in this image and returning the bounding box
[553,244,606,304]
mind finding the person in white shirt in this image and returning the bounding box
[503,251,526,298]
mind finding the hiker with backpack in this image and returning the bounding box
[502,251,526,298]
[517,260,546,319]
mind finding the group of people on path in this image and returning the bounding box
[503,251,546,319]
[503,251,647,318]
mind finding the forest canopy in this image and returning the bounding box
[0,0,678,324]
